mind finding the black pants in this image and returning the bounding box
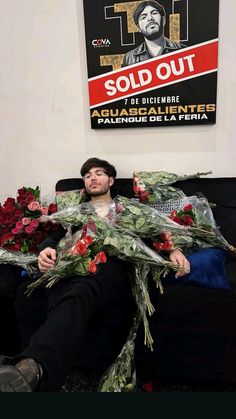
[13,257,134,391]
[0,265,24,355]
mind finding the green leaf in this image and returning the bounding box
[127,205,142,215]
[103,236,119,247]
[135,217,146,229]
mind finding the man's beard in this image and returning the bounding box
[86,185,110,197]
[143,21,164,41]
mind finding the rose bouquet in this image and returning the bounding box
[27,220,108,291]
[98,313,140,392]
[151,195,236,255]
[27,214,177,296]
[111,195,236,255]
[133,170,212,203]
[0,186,59,254]
[0,186,60,275]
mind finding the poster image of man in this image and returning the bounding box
[122,1,186,67]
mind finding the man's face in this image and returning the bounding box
[83,167,114,197]
[137,5,165,40]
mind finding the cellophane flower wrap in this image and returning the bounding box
[27,201,177,303]
[0,247,38,276]
[0,186,59,273]
[133,170,212,203]
[56,188,87,211]
[152,194,236,255]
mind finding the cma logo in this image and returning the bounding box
[92,38,111,47]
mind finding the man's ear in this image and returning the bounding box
[109,177,114,187]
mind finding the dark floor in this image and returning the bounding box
[1,356,235,392]
[61,368,236,392]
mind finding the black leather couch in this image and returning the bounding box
[1,176,236,385]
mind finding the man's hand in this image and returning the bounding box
[38,247,57,273]
[169,248,190,278]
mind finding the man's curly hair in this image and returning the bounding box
[133,1,166,26]
[80,157,117,178]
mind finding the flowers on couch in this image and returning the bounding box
[0,186,59,254]
[133,170,212,204]
[169,204,195,226]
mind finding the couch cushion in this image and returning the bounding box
[162,247,231,290]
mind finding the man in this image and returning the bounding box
[0,157,189,392]
[122,1,185,67]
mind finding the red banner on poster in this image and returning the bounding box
[88,39,218,108]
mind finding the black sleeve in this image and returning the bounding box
[38,225,66,252]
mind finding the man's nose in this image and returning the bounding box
[147,14,154,21]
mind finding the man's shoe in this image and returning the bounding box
[0,365,32,392]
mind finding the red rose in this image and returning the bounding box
[4,214,16,225]
[172,216,184,225]
[3,197,15,206]
[14,209,24,217]
[139,191,149,203]
[40,206,49,215]
[82,235,93,245]
[88,260,97,273]
[159,232,172,241]
[95,251,107,263]
[182,215,193,225]
[17,188,25,196]
[153,242,164,251]
[4,204,15,214]
[48,203,57,214]
[183,204,193,212]
[15,221,23,231]
[30,219,39,228]
[133,185,140,194]
[10,243,21,251]
[11,227,22,234]
[141,381,154,392]
[163,240,175,251]
[0,233,15,245]
[25,193,36,204]
[74,241,87,256]
[25,224,35,234]
[22,217,31,226]
[28,201,40,211]
[17,197,27,206]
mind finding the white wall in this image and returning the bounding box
[0,0,235,204]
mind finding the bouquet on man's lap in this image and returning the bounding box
[27,212,177,293]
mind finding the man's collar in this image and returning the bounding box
[134,37,180,57]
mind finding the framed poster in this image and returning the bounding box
[83,0,219,129]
